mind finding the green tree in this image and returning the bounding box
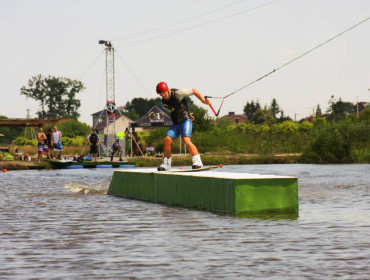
[254,108,276,125]
[243,100,261,123]
[269,98,280,119]
[216,117,233,129]
[331,99,354,116]
[278,111,292,123]
[315,104,322,117]
[326,95,354,120]
[21,75,84,119]
[358,107,370,122]
[124,97,162,118]
[0,115,24,144]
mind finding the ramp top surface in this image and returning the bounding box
[116,168,296,179]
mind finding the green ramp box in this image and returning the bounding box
[108,169,298,215]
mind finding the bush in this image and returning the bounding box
[12,137,37,146]
[272,121,299,134]
[298,122,313,132]
[144,115,369,163]
[62,136,87,146]
[303,118,369,163]
[44,120,91,138]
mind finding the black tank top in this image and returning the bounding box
[162,89,190,124]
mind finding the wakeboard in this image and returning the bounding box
[168,165,219,172]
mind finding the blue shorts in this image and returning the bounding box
[53,142,63,151]
[166,119,192,140]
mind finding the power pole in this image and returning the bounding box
[99,40,116,155]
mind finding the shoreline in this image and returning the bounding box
[0,153,299,171]
[1,153,368,171]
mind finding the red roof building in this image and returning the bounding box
[219,112,247,125]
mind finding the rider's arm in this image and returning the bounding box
[176,88,210,105]
[192,88,210,105]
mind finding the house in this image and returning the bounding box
[219,112,247,125]
[91,107,142,134]
[354,102,369,113]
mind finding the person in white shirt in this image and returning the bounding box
[52,126,63,160]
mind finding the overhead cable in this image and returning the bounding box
[115,50,154,98]
[113,0,245,42]
[116,0,279,47]
[205,16,370,116]
[79,50,105,80]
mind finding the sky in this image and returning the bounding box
[0,0,369,125]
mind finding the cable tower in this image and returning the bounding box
[99,40,116,155]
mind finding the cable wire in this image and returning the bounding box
[116,0,279,47]
[115,50,154,98]
[205,16,370,116]
[79,50,105,80]
[113,0,245,42]
[97,64,106,111]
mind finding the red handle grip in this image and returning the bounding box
[209,103,217,116]
[205,97,217,116]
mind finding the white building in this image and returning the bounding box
[92,107,143,134]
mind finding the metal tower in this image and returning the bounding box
[99,40,116,155]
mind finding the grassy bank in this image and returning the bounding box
[3,110,369,167]
[0,161,51,171]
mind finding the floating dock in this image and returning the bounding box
[108,169,298,215]
[48,160,136,169]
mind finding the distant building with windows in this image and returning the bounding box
[354,102,369,113]
[219,112,247,125]
[91,107,142,134]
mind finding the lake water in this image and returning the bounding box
[0,164,369,279]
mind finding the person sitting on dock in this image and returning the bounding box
[111,139,123,162]
[14,147,30,161]
[87,129,100,162]
[155,81,210,171]
[145,143,156,156]
[37,127,49,163]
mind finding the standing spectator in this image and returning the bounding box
[52,125,63,160]
[37,127,49,163]
[87,129,100,162]
[125,128,131,156]
[132,127,140,156]
[111,139,123,161]
[45,128,53,159]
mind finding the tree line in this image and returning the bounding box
[21,75,84,119]
[19,74,362,125]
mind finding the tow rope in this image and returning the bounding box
[205,16,370,117]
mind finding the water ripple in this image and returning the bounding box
[0,165,369,279]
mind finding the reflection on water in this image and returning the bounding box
[232,212,299,220]
[0,164,369,279]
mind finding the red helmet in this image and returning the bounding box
[156,82,168,93]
